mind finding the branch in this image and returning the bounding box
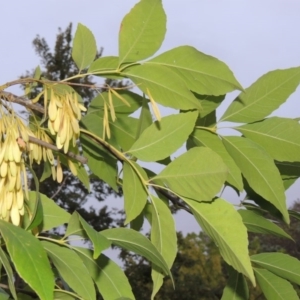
[1,91,45,113]
[28,136,87,164]
[154,186,192,215]
[51,173,70,199]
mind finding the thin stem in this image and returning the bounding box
[54,288,85,300]
[38,235,66,244]
[80,128,126,162]
[148,183,192,214]
[195,125,217,133]
[51,173,70,199]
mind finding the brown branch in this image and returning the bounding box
[1,91,45,113]
[28,136,88,164]
[154,186,193,215]
[51,173,70,199]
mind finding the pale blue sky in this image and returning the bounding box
[1,1,300,235]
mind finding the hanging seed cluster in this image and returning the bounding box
[0,114,32,225]
[0,85,85,225]
[47,88,86,153]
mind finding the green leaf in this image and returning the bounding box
[40,160,52,182]
[276,161,300,179]
[147,46,243,95]
[188,129,243,191]
[74,161,90,192]
[0,290,9,300]
[42,241,95,300]
[196,110,217,127]
[88,56,119,74]
[65,212,85,238]
[222,136,289,223]
[36,192,70,232]
[128,111,198,161]
[0,220,54,300]
[0,248,17,300]
[146,197,177,267]
[254,268,298,300]
[123,161,148,224]
[74,248,135,300]
[88,91,143,115]
[183,198,255,285]
[238,210,292,240]
[16,294,34,300]
[237,117,300,162]
[130,213,144,231]
[194,94,225,118]
[119,0,166,64]
[24,165,43,230]
[221,67,300,123]
[221,267,249,300]
[53,291,76,300]
[111,116,140,151]
[145,196,177,299]
[152,147,228,201]
[81,134,118,191]
[77,213,111,258]
[64,212,110,257]
[124,64,202,110]
[251,253,300,285]
[243,180,285,221]
[101,228,171,278]
[72,23,97,70]
[283,178,297,191]
[81,113,139,151]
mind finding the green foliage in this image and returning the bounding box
[118,0,166,64]
[1,0,300,299]
[221,267,249,300]
[147,46,243,95]
[254,268,299,300]
[0,221,54,300]
[72,23,97,71]
[121,232,226,299]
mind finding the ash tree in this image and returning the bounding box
[0,0,300,299]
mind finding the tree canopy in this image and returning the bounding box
[0,0,300,299]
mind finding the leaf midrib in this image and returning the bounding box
[75,249,123,297]
[239,126,300,148]
[221,68,300,122]
[120,2,158,65]
[44,245,92,299]
[146,60,240,88]
[252,259,300,278]
[224,138,285,213]
[129,118,190,153]
[124,67,197,104]
[191,206,250,277]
